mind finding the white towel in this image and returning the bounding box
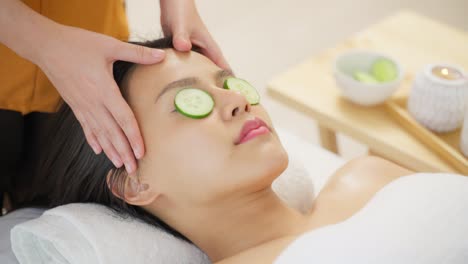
[11,203,210,264]
[275,173,468,264]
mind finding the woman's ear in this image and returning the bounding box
[106,170,159,206]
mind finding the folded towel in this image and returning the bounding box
[11,203,210,264]
[0,208,44,264]
[272,154,315,214]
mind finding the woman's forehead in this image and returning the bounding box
[128,50,219,92]
[122,50,221,106]
[139,50,216,79]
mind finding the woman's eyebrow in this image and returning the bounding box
[154,69,235,104]
[216,69,234,80]
[155,77,198,103]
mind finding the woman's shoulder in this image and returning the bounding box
[308,155,415,225]
[216,156,415,264]
[324,155,415,192]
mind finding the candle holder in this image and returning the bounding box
[408,63,468,133]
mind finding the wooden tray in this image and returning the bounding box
[385,97,468,175]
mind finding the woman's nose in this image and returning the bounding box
[218,89,251,121]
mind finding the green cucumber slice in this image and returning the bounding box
[174,88,214,119]
[223,77,260,105]
[353,70,379,84]
[371,58,398,82]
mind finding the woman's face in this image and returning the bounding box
[122,49,288,207]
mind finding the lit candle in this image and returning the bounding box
[431,66,463,80]
[409,64,468,133]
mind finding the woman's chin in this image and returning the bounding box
[266,146,289,177]
[250,142,289,189]
[252,131,288,168]
[261,132,289,168]
[227,132,289,191]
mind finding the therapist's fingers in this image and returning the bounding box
[76,83,140,175]
[75,109,102,154]
[172,31,192,52]
[104,83,145,161]
[89,86,142,174]
[192,32,231,71]
[89,114,124,169]
[172,26,231,70]
[111,41,166,64]
[88,102,137,172]
[160,0,230,70]
[71,85,138,174]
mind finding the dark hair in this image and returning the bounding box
[25,36,202,243]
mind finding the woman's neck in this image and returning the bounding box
[162,187,311,262]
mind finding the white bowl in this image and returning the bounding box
[333,50,404,106]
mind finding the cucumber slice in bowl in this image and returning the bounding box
[174,88,214,119]
[223,77,260,105]
[371,58,398,82]
[353,70,379,84]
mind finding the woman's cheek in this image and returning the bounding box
[176,130,227,173]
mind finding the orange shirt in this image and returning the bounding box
[0,0,130,115]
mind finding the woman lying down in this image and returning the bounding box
[23,37,468,263]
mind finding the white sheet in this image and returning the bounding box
[274,173,468,264]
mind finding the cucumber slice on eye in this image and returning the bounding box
[223,77,260,105]
[174,88,214,119]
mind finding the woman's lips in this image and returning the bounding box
[235,117,271,145]
[238,126,270,144]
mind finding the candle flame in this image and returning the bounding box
[431,65,463,80]
[441,68,449,76]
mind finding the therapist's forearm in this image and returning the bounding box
[0,0,59,64]
[160,0,196,21]
[160,0,195,9]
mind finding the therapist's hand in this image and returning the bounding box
[36,24,166,173]
[160,0,230,70]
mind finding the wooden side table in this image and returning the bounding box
[267,10,468,174]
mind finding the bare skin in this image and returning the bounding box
[215,156,414,264]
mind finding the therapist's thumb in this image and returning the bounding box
[173,32,192,52]
[113,42,166,64]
